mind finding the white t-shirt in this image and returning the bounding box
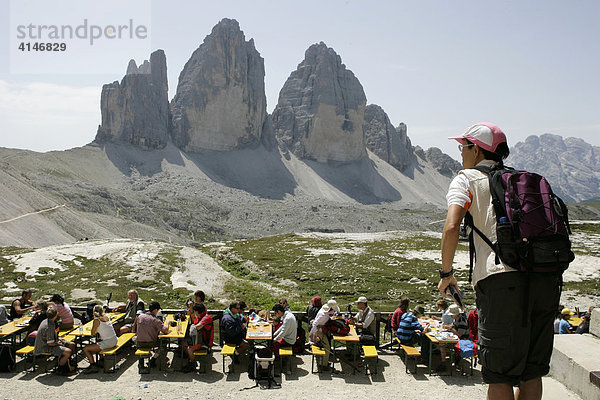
[446,159,517,287]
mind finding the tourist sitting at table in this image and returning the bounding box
[9,289,34,320]
[221,301,248,362]
[306,296,322,331]
[33,306,76,375]
[553,305,565,333]
[397,304,429,345]
[309,304,336,372]
[432,299,453,326]
[26,300,49,345]
[558,308,573,334]
[326,299,341,315]
[49,294,75,330]
[182,302,214,372]
[391,297,409,333]
[279,298,290,312]
[350,296,376,344]
[271,303,297,355]
[113,289,145,335]
[443,304,469,339]
[82,305,119,374]
[0,305,8,325]
[187,289,206,315]
[576,313,591,334]
[132,301,169,370]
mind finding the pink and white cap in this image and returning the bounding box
[448,122,507,153]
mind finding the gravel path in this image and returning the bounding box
[0,350,581,400]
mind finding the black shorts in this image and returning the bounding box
[475,271,560,386]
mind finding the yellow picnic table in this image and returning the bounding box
[0,316,32,348]
[158,314,189,370]
[246,322,272,341]
[331,324,360,374]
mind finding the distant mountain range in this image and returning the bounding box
[507,134,600,203]
[1,18,597,248]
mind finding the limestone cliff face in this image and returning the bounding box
[170,18,267,152]
[95,50,169,150]
[272,42,367,163]
[363,104,415,171]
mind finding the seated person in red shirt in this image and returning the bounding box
[132,301,169,370]
[391,297,409,333]
[182,303,214,372]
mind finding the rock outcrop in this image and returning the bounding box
[415,146,462,178]
[170,18,267,152]
[95,50,169,150]
[272,42,367,163]
[363,104,414,171]
[508,134,600,202]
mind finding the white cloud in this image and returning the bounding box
[0,80,100,152]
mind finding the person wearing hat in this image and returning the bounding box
[439,123,561,399]
[558,308,573,334]
[326,299,340,314]
[443,304,469,340]
[309,303,335,371]
[350,296,376,344]
[132,301,169,370]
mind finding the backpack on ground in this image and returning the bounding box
[322,318,350,336]
[465,165,575,281]
[0,345,16,373]
[293,325,306,355]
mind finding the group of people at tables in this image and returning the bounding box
[390,298,478,373]
[3,288,592,376]
[554,305,594,335]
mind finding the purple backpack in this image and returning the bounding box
[465,165,574,281]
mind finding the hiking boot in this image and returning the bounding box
[82,364,99,374]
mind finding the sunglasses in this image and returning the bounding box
[458,144,475,152]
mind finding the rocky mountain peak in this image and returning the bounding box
[170,18,267,152]
[363,104,415,172]
[272,42,367,163]
[95,49,169,150]
[508,134,600,202]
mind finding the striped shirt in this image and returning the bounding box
[396,312,423,344]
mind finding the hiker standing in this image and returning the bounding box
[438,122,562,400]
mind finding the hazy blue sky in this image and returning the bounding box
[1,0,598,160]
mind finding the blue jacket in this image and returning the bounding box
[221,308,244,342]
[396,312,423,344]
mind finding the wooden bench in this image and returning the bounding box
[401,344,421,374]
[311,345,327,373]
[135,349,152,374]
[362,345,378,375]
[193,348,209,373]
[278,346,294,374]
[16,346,55,373]
[99,333,135,373]
[220,344,236,373]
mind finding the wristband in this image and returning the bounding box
[439,268,454,279]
